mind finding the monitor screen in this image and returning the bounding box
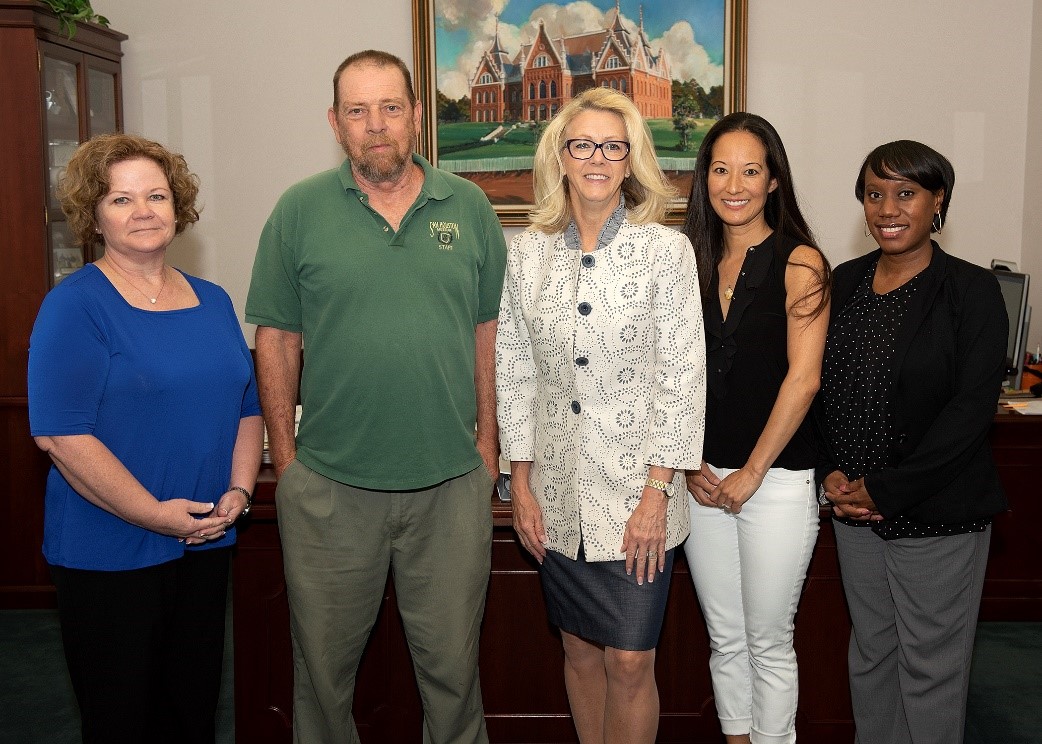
[992,269,1030,386]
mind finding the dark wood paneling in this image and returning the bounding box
[0,405,53,605]
[0,23,48,396]
[234,413,1041,742]
[982,410,1042,620]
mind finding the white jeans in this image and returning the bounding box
[685,465,818,744]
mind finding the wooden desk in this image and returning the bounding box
[232,413,1042,743]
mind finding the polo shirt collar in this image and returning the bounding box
[338,153,455,202]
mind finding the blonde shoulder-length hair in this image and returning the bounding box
[528,87,676,234]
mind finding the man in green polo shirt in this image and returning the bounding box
[245,49,505,744]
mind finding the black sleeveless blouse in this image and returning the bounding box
[702,233,816,470]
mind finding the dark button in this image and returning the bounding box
[575,356,589,366]
[581,254,595,268]
[570,401,581,414]
[578,302,592,315]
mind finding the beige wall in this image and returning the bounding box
[92,0,1040,348]
[1023,1,1042,353]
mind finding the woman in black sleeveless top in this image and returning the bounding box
[681,113,830,744]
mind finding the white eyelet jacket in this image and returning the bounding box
[496,219,706,561]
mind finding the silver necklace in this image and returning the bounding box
[103,257,168,305]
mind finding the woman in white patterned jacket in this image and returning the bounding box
[496,87,706,744]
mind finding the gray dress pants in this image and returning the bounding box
[834,521,991,744]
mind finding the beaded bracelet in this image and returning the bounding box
[227,486,253,516]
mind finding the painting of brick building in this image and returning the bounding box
[416,0,741,220]
[469,4,672,123]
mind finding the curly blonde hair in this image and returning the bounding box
[528,87,676,234]
[57,133,200,250]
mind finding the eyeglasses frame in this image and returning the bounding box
[562,138,631,161]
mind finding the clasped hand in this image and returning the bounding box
[151,488,249,546]
[686,463,760,514]
[821,470,882,521]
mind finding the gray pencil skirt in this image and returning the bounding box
[540,541,675,651]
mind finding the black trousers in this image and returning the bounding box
[50,547,230,744]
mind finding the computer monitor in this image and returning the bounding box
[992,269,1030,389]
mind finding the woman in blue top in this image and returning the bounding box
[28,133,263,744]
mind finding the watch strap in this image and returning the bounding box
[645,477,673,497]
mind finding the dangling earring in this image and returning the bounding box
[932,212,943,234]
[864,222,871,238]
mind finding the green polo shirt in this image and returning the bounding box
[246,154,506,490]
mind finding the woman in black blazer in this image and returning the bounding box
[816,140,1008,744]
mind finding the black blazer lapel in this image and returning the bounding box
[886,243,947,388]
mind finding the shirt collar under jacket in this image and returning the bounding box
[563,194,627,252]
[338,152,455,202]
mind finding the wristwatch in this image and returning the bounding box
[645,476,676,499]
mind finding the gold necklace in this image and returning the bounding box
[103,257,168,305]
[724,285,734,301]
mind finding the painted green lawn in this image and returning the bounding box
[647,118,712,158]
[437,122,539,160]
[436,118,713,162]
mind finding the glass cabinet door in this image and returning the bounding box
[42,47,83,286]
[42,51,81,214]
[87,63,120,136]
[41,45,122,285]
[49,222,84,285]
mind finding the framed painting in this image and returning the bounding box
[412,0,747,225]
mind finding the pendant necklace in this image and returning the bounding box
[103,256,168,305]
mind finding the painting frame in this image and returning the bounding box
[412,0,748,225]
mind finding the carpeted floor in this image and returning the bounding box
[0,613,1037,743]
[0,607,234,744]
[965,622,1042,744]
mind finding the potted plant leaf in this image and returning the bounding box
[39,0,109,39]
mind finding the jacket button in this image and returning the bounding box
[575,356,589,366]
[581,254,595,268]
[570,401,581,414]
[578,302,592,315]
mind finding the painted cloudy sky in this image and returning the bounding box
[435,0,726,100]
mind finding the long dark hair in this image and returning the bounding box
[681,112,830,319]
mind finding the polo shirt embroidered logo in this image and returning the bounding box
[430,221,460,250]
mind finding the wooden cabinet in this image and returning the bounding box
[232,413,1042,743]
[0,1,125,608]
[232,493,850,743]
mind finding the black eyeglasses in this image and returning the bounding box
[564,139,631,161]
